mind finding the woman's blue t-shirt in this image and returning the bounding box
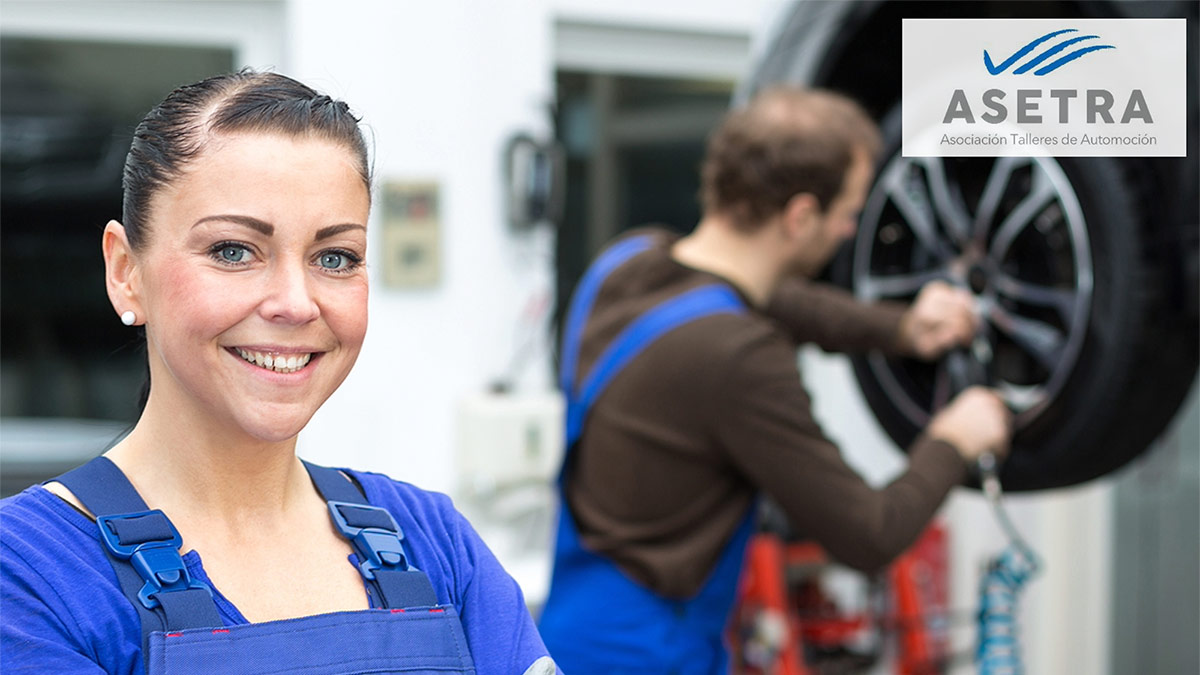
[0,469,552,674]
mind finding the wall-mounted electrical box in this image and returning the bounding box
[380,181,440,288]
[454,390,565,496]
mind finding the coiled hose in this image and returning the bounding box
[975,453,1041,675]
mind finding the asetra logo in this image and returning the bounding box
[943,27,1149,125]
[902,18,1185,157]
[983,28,1114,76]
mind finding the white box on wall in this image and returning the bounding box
[455,390,565,496]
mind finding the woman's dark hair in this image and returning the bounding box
[125,70,371,411]
[122,68,371,250]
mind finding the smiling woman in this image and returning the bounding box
[113,130,371,446]
[0,70,557,675]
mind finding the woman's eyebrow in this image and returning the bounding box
[315,223,366,241]
[191,214,274,235]
[189,217,363,241]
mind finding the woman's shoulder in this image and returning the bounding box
[1,485,143,670]
[339,469,478,559]
[337,469,492,606]
[1,484,100,550]
[1,484,121,597]
[343,469,461,526]
[335,469,552,671]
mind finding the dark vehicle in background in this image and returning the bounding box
[739,0,1198,491]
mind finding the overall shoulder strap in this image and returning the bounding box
[559,234,655,398]
[55,457,222,666]
[56,455,148,514]
[564,282,746,447]
[303,462,439,609]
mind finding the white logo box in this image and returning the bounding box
[902,18,1186,157]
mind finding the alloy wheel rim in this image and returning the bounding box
[852,154,1094,428]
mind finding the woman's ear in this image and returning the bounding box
[103,221,144,325]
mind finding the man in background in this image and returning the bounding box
[538,87,1011,673]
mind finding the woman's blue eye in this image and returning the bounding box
[320,252,346,269]
[219,245,247,263]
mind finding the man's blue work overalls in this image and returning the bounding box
[538,234,756,673]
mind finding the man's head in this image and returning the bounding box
[699,87,880,275]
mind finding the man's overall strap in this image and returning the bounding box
[303,462,439,609]
[559,234,748,448]
[559,234,655,398]
[564,283,746,445]
[55,457,222,663]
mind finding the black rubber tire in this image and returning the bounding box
[835,108,1199,491]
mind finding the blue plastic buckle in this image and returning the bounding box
[97,510,211,611]
[327,501,411,580]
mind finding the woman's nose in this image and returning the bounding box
[260,262,320,324]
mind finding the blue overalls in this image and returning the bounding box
[538,234,756,673]
[55,457,475,674]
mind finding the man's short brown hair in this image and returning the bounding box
[700,87,881,230]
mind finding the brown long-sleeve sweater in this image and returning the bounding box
[564,228,969,599]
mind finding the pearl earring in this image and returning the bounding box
[121,311,136,326]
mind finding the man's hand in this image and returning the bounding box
[897,281,978,360]
[926,387,1012,463]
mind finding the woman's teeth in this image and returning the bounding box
[235,348,313,373]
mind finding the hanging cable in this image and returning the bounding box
[975,452,1040,675]
[943,336,1041,675]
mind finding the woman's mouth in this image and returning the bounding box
[233,348,314,374]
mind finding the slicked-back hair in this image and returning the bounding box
[699,87,880,231]
[121,69,370,250]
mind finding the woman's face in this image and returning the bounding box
[130,132,370,443]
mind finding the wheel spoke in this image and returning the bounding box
[991,272,1078,320]
[883,160,952,260]
[918,157,972,246]
[988,167,1056,263]
[973,157,1030,245]
[986,303,1065,371]
[857,266,952,300]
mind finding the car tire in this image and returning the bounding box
[835,107,1198,491]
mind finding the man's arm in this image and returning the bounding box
[765,278,977,359]
[712,334,1007,572]
[764,278,908,354]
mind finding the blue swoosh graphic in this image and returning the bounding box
[1013,34,1099,74]
[984,29,1077,75]
[1032,44,1115,75]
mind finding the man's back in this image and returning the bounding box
[562,228,967,599]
